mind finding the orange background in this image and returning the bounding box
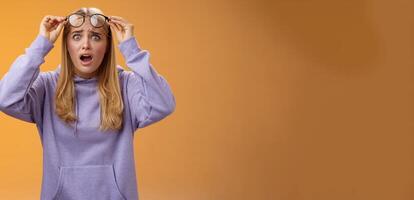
[0,0,413,199]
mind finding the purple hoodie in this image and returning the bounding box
[0,35,176,200]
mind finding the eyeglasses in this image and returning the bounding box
[66,13,110,28]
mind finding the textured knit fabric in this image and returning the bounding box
[0,35,176,200]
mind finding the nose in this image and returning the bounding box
[81,37,91,50]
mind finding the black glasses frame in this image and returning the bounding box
[66,13,110,28]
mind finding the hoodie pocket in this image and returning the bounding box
[52,164,126,200]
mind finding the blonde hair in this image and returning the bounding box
[55,7,124,131]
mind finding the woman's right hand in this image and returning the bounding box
[39,15,66,43]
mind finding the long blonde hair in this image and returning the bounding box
[55,7,124,131]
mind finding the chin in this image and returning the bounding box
[75,65,99,77]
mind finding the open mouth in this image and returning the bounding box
[79,54,93,65]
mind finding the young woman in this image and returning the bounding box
[0,7,175,200]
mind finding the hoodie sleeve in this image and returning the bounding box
[119,37,176,130]
[0,35,53,125]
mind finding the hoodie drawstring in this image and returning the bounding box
[73,93,79,136]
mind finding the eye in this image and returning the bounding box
[72,34,81,41]
[91,34,101,41]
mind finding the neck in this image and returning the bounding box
[73,68,97,79]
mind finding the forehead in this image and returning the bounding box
[69,22,107,35]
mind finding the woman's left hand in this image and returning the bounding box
[108,16,134,43]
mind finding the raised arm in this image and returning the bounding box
[109,16,176,129]
[0,16,65,124]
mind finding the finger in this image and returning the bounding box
[52,17,66,23]
[49,16,60,22]
[41,16,52,28]
[109,23,122,39]
[55,21,65,35]
[50,18,60,25]
[50,19,67,31]
[47,16,60,24]
[109,16,131,28]
[108,21,121,32]
[109,24,123,42]
[109,21,123,32]
[109,18,128,27]
[109,16,125,21]
[58,16,66,22]
[42,15,52,23]
[48,19,62,30]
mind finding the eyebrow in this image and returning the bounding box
[70,30,104,35]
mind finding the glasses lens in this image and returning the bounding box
[68,14,84,27]
[90,14,106,28]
